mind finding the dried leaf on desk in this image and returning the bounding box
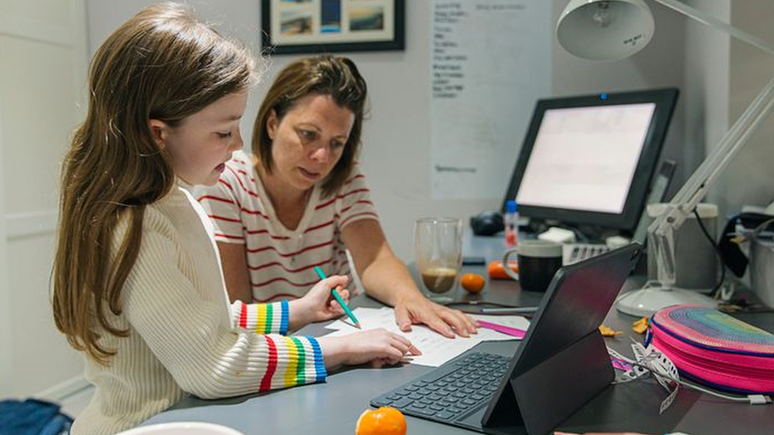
[632,317,650,334]
[599,324,622,337]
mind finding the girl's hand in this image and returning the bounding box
[289,275,350,329]
[317,328,422,369]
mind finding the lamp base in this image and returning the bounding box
[616,282,717,317]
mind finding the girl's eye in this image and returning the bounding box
[217,132,232,139]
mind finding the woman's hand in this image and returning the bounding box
[288,275,350,330]
[394,294,478,338]
[318,328,421,369]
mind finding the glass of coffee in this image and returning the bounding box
[414,217,463,300]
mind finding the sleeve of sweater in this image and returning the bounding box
[230,299,289,335]
[121,217,326,399]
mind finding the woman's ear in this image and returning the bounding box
[266,110,278,140]
[148,119,168,148]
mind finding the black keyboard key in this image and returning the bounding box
[372,398,389,407]
[434,411,454,420]
[389,397,413,408]
[405,406,436,417]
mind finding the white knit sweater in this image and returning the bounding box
[71,186,326,435]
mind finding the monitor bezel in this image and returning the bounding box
[502,88,679,232]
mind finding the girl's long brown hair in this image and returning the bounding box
[52,2,255,365]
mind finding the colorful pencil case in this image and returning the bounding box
[648,305,774,394]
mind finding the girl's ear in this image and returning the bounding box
[148,119,168,148]
[266,109,278,140]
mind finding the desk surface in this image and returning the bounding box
[145,234,774,435]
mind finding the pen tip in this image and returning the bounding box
[355,322,362,329]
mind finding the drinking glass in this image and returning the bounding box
[414,217,463,300]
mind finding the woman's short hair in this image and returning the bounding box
[252,55,368,196]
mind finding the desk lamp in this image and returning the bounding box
[557,0,774,316]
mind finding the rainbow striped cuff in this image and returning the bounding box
[259,335,327,392]
[232,300,289,335]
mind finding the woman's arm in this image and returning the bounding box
[217,242,252,304]
[341,219,477,338]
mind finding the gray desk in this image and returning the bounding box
[145,234,774,434]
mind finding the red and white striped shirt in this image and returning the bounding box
[193,150,379,302]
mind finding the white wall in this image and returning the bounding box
[684,0,730,216]
[664,0,774,221]
[0,0,88,398]
[719,0,774,214]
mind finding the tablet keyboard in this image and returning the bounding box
[370,352,509,424]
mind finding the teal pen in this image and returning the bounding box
[313,266,361,328]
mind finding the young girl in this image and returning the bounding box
[51,4,417,435]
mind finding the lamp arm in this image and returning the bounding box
[648,74,774,289]
[653,0,774,56]
[642,0,774,290]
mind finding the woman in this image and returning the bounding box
[195,55,476,338]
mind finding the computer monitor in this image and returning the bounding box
[503,88,679,233]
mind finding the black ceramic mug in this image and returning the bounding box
[502,240,563,292]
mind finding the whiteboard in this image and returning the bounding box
[430,0,552,200]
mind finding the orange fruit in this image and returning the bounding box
[460,273,486,293]
[355,407,407,435]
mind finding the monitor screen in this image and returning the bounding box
[503,88,679,232]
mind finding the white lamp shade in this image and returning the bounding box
[557,0,655,61]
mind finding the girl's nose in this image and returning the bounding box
[228,128,243,152]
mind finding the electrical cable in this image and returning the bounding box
[623,361,771,405]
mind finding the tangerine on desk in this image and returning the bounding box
[461,273,486,293]
[355,407,407,435]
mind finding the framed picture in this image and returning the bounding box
[261,0,405,54]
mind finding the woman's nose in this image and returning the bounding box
[309,144,330,163]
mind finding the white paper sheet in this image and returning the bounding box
[322,307,530,367]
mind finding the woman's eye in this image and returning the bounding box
[217,132,232,139]
[298,129,317,141]
[331,140,345,149]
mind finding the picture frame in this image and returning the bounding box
[261,0,405,55]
